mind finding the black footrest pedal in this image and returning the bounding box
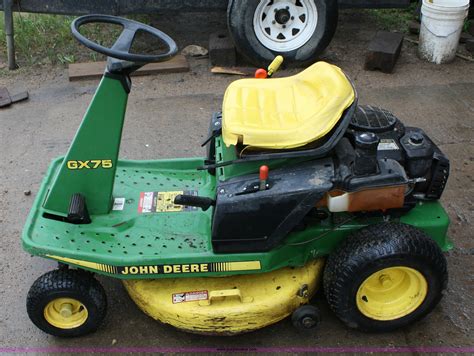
[67,193,91,224]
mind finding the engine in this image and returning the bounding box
[209,106,450,253]
[324,106,450,213]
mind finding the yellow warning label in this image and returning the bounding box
[138,190,198,213]
[157,191,185,212]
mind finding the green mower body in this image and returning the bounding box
[22,75,452,280]
[23,156,451,279]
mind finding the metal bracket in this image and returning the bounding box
[199,289,253,306]
[297,284,309,298]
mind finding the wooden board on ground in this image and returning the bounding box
[0,87,12,107]
[68,55,189,81]
[211,66,255,76]
[0,87,29,108]
[365,31,404,74]
[11,91,29,103]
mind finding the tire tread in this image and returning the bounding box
[323,222,447,331]
[26,269,107,337]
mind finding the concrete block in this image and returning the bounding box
[209,32,236,67]
[365,31,404,74]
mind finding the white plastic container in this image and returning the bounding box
[419,0,470,64]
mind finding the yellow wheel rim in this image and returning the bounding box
[44,298,88,329]
[356,266,428,321]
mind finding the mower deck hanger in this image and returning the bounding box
[23,15,452,337]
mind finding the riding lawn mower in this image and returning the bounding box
[23,15,451,337]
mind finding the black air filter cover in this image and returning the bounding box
[351,106,398,133]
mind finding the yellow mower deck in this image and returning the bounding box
[123,259,324,335]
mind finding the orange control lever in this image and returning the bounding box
[259,165,269,190]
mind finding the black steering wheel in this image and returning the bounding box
[71,14,177,63]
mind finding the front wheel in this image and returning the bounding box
[227,0,338,67]
[323,223,448,332]
[26,269,107,337]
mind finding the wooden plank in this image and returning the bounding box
[68,55,189,81]
[211,66,255,76]
[466,39,474,54]
[365,31,404,74]
[209,32,236,67]
[0,87,12,108]
[10,91,29,103]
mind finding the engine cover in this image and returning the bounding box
[348,106,449,200]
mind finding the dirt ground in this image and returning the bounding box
[0,10,473,353]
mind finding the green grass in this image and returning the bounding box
[367,3,418,33]
[464,19,472,33]
[0,13,164,68]
[0,13,134,67]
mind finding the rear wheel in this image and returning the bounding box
[227,0,338,67]
[26,269,107,337]
[291,305,321,332]
[323,223,447,332]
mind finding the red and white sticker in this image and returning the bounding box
[138,192,155,213]
[172,290,208,304]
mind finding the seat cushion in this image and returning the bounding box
[222,62,355,149]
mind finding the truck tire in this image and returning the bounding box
[323,223,448,332]
[227,0,338,67]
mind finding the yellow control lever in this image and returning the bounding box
[267,55,284,77]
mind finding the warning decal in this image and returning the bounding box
[172,290,208,304]
[112,197,125,211]
[138,191,198,213]
[378,139,399,151]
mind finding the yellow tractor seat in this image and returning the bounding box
[222,62,355,149]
